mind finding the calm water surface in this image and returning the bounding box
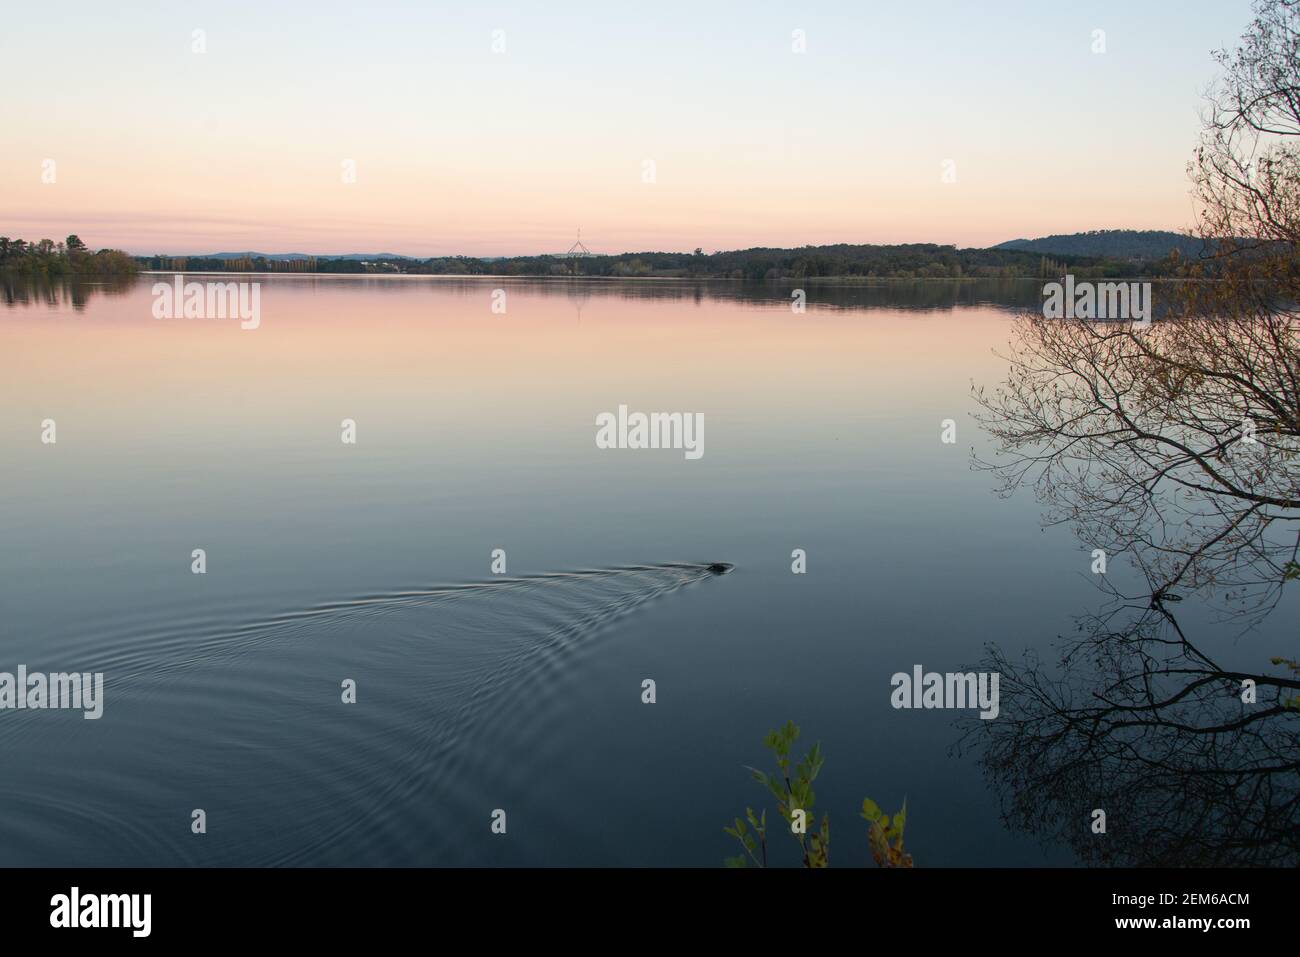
[0,276,1288,865]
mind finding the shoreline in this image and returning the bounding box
[132,271,1170,283]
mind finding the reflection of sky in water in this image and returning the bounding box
[0,277,1292,865]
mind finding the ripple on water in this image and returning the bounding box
[0,562,728,865]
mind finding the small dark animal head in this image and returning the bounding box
[706,562,734,575]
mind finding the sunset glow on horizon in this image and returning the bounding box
[2,0,1254,256]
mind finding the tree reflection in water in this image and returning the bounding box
[1,272,137,311]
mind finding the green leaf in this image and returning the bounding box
[806,742,823,781]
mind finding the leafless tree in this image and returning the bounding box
[963,0,1300,866]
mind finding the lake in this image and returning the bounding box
[0,274,1291,866]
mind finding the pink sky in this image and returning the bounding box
[1,1,1245,256]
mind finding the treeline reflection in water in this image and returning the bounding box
[1,273,1056,315]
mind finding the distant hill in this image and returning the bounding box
[994,230,1205,260]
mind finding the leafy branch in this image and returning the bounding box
[724,721,912,868]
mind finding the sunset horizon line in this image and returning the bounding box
[0,224,1199,260]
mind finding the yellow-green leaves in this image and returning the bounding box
[725,721,912,868]
[862,797,912,868]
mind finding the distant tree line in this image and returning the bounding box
[1,235,137,277]
[136,242,1177,280]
